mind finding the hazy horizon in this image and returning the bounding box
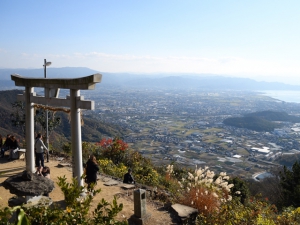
[1,1,300,84]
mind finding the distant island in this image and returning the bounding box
[223,110,300,132]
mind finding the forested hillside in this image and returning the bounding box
[0,90,128,142]
[52,111,127,142]
[245,110,300,122]
[0,89,24,136]
[223,110,300,132]
[223,116,281,132]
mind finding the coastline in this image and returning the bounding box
[258,90,300,104]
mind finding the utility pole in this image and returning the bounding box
[43,59,51,162]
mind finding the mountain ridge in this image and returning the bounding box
[1,68,300,91]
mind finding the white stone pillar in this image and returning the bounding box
[70,89,84,187]
[25,87,35,173]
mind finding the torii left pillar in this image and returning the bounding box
[25,86,35,173]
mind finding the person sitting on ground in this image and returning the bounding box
[41,166,51,197]
[41,166,51,179]
[85,155,100,190]
[1,134,12,158]
[35,133,48,174]
[123,169,135,184]
[0,134,3,157]
[8,136,20,160]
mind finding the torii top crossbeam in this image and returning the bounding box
[11,73,102,187]
[11,74,102,90]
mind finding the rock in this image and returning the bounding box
[23,196,52,208]
[121,184,136,190]
[103,179,120,186]
[58,163,71,167]
[3,172,55,196]
[21,170,33,181]
[8,196,26,207]
[171,203,198,224]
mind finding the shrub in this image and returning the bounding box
[171,166,234,216]
[197,197,270,224]
[62,142,71,155]
[134,164,160,186]
[82,141,101,163]
[99,158,128,179]
[97,137,128,164]
[0,175,127,224]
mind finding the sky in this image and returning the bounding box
[1,0,300,84]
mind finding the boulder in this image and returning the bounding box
[171,203,198,224]
[3,171,54,196]
[21,170,33,181]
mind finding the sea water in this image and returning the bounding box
[260,91,300,104]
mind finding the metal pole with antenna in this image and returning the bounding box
[44,59,51,162]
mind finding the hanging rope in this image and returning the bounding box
[33,104,85,125]
[33,104,70,113]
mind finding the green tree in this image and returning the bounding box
[229,176,250,205]
[280,161,300,208]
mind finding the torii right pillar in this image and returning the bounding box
[70,89,84,186]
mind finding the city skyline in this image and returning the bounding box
[1,1,300,84]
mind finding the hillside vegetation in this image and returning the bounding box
[223,110,300,132]
[245,110,300,122]
[0,89,24,136]
[0,90,128,142]
[3,137,300,224]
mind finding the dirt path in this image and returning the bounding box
[0,156,179,224]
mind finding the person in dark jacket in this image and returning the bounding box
[0,134,3,157]
[1,134,11,158]
[8,136,20,160]
[123,169,135,184]
[85,155,100,190]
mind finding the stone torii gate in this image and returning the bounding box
[11,74,102,187]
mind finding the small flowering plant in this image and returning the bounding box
[167,165,234,215]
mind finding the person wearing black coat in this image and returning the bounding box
[1,134,11,158]
[85,155,100,190]
[123,169,135,184]
[8,136,20,160]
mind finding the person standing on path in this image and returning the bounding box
[35,133,48,174]
[85,155,99,190]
